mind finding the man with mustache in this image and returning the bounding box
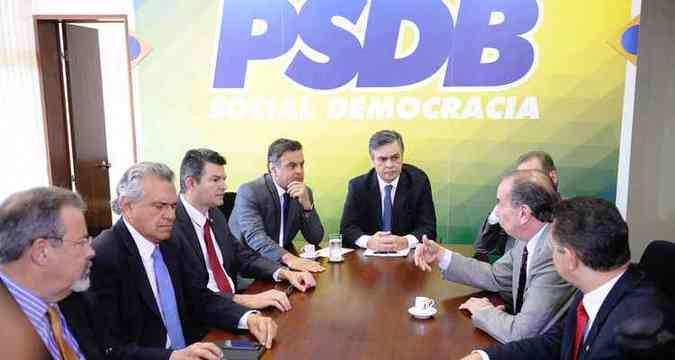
[91,162,277,360]
[229,139,325,273]
[0,187,103,359]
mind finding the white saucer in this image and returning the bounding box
[300,252,319,259]
[408,306,437,319]
[328,257,344,263]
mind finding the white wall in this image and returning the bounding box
[0,0,136,203]
[0,0,50,202]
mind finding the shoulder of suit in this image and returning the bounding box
[402,163,428,178]
[349,169,374,186]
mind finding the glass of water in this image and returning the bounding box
[328,234,343,262]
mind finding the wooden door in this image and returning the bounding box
[63,24,112,236]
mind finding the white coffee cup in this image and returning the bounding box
[414,296,435,311]
[303,244,316,257]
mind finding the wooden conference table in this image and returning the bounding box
[205,248,501,359]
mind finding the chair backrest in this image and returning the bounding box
[218,192,237,221]
[639,240,675,300]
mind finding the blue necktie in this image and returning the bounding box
[382,184,393,231]
[152,247,186,349]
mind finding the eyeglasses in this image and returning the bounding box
[71,236,94,247]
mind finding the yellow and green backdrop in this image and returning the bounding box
[131,0,639,244]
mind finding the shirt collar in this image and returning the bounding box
[123,217,158,261]
[526,223,548,255]
[179,194,208,228]
[0,270,50,310]
[271,177,286,198]
[376,174,400,193]
[582,270,626,322]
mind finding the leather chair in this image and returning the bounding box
[218,192,236,221]
[639,240,675,300]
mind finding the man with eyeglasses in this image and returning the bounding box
[0,186,103,359]
[340,129,437,251]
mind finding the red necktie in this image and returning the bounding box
[203,221,233,293]
[572,301,589,360]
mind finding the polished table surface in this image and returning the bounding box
[205,249,500,359]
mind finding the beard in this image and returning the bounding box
[71,262,92,292]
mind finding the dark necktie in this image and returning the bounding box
[151,247,186,349]
[515,246,529,313]
[382,184,393,231]
[203,220,233,293]
[281,193,290,245]
[573,301,589,360]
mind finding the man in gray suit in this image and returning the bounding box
[229,139,325,273]
[414,170,576,343]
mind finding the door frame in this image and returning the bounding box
[33,14,139,188]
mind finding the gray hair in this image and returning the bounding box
[368,130,404,157]
[516,150,557,173]
[267,138,302,171]
[179,149,226,193]
[111,162,175,214]
[504,170,560,222]
[0,187,84,264]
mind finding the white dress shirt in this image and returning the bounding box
[355,175,419,249]
[580,270,626,341]
[179,195,236,293]
[124,218,253,341]
[179,196,282,289]
[124,218,172,348]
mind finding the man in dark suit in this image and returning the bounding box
[0,187,104,359]
[473,150,560,262]
[461,197,674,360]
[340,129,436,250]
[229,139,325,273]
[91,162,277,360]
[175,149,316,312]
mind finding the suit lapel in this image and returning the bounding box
[210,208,232,272]
[284,196,300,244]
[392,169,409,232]
[176,200,207,269]
[581,266,643,357]
[116,220,162,320]
[511,240,525,306]
[159,240,186,319]
[367,171,383,230]
[264,174,282,242]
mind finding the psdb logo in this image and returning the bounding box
[213,0,540,90]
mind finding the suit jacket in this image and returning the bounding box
[442,225,576,343]
[229,174,324,262]
[59,291,106,360]
[340,164,437,248]
[485,265,673,359]
[90,219,250,360]
[0,278,50,360]
[173,198,280,296]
